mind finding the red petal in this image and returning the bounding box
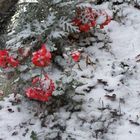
[71,51,81,62]
[7,57,19,67]
[79,24,90,32]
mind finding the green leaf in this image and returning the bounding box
[30,131,38,140]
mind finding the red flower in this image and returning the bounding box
[26,75,55,102]
[26,87,49,102]
[73,7,111,31]
[32,77,40,84]
[79,24,90,32]
[0,50,9,68]
[72,18,82,26]
[71,51,81,62]
[0,50,9,56]
[8,57,19,67]
[73,7,98,32]
[0,58,7,68]
[32,44,51,67]
[90,20,96,27]
[0,50,19,68]
[104,16,111,25]
[100,12,111,29]
[41,74,55,96]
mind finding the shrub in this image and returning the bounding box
[0,0,111,102]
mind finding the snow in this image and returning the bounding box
[0,95,45,140]
[1,1,140,140]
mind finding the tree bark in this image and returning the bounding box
[0,0,19,48]
[0,0,19,33]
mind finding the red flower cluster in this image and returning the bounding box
[73,7,97,32]
[32,44,51,67]
[0,50,19,68]
[73,7,111,32]
[71,51,81,62]
[26,74,55,102]
[99,11,111,29]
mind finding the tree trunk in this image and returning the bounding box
[0,0,19,33]
[0,0,19,48]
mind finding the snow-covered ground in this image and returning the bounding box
[1,2,140,140]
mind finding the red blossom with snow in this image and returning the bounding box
[72,18,82,26]
[32,44,52,67]
[73,7,111,32]
[0,50,9,68]
[71,51,81,62]
[98,11,111,29]
[0,50,19,68]
[73,7,97,32]
[79,24,91,32]
[26,74,55,102]
[7,57,19,67]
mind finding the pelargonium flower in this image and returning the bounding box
[73,7,97,32]
[0,50,9,56]
[26,87,50,102]
[7,57,19,67]
[0,50,9,68]
[79,24,90,32]
[26,74,55,102]
[71,51,81,62]
[32,77,40,85]
[72,18,82,26]
[83,7,97,21]
[90,20,96,27]
[32,44,51,67]
[0,50,19,68]
[73,7,111,32]
[100,15,111,29]
[98,11,111,29]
